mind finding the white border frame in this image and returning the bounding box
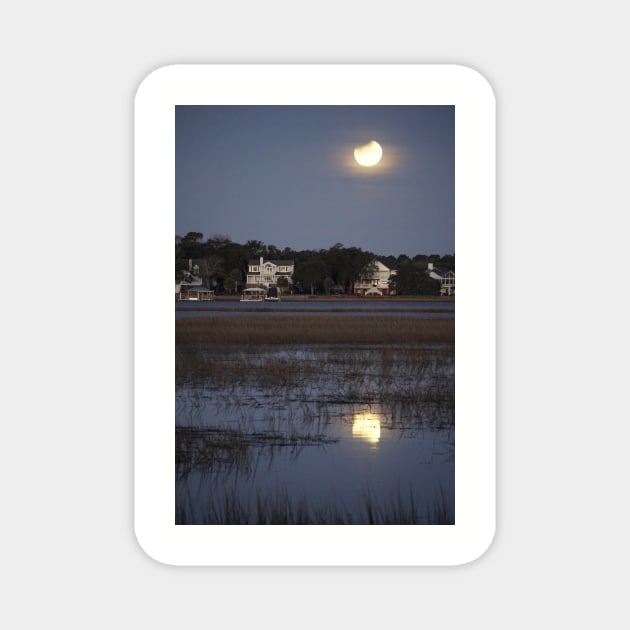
[134,64,495,566]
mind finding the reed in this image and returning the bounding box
[176,344,453,388]
[176,315,454,345]
[176,425,338,479]
[177,305,455,314]
[175,317,455,525]
[176,345,454,432]
[176,483,453,525]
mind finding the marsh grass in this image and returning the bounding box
[177,305,455,314]
[176,483,453,525]
[176,425,338,478]
[175,315,454,525]
[177,344,453,388]
[176,315,453,345]
[176,344,454,428]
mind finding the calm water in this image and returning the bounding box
[175,298,455,319]
[176,343,455,524]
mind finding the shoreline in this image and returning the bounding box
[190,294,455,303]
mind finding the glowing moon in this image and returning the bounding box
[354,140,383,167]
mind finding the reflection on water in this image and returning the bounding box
[176,344,454,524]
[352,412,381,446]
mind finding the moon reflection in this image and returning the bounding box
[352,412,382,445]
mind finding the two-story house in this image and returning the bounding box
[353,260,397,296]
[246,257,295,293]
[427,262,455,296]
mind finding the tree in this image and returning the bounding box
[280,246,297,259]
[212,240,249,286]
[245,240,265,258]
[208,233,231,247]
[412,254,428,268]
[396,253,411,267]
[440,254,455,270]
[390,262,441,296]
[325,244,375,294]
[224,268,242,294]
[178,232,205,259]
[344,248,375,294]
[358,260,378,284]
[323,277,334,295]
[196,255,225,290]
[293,255,328,295]
[264,243,281,260]
[276,276,289,295]
[183,231,203,244]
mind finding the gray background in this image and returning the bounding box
[2,1,627,627]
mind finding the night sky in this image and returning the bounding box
[175,105,454,257]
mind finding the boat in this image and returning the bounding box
[240,287,266,302]
[177,286,215,301]
[265,287,281,301]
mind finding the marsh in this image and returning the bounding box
[175,314,454,524]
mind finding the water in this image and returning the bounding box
[175,343,455,524]
[175,298,455,319]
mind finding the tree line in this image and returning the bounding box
[176,232,454,296]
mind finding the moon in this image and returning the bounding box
[354,140,383,167]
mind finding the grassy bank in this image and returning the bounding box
[176,314,454,345]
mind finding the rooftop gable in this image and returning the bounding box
[248,259,294,266]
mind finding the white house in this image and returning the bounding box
[246,257,294,292]
[354,260,397,296]
[427,262,455,296]
[175,259,203,299]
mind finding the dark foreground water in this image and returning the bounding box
[176,343,454,525]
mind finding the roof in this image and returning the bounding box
[373,260,394,272]
[185,286,213,292]
[248,259,294,265]
[428,267,454,277]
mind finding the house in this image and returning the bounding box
[246,257,294,293]
[175,259,206,299]
[353,260,397,296]
[427,262,455,296]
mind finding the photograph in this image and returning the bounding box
[174,105,456,525]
